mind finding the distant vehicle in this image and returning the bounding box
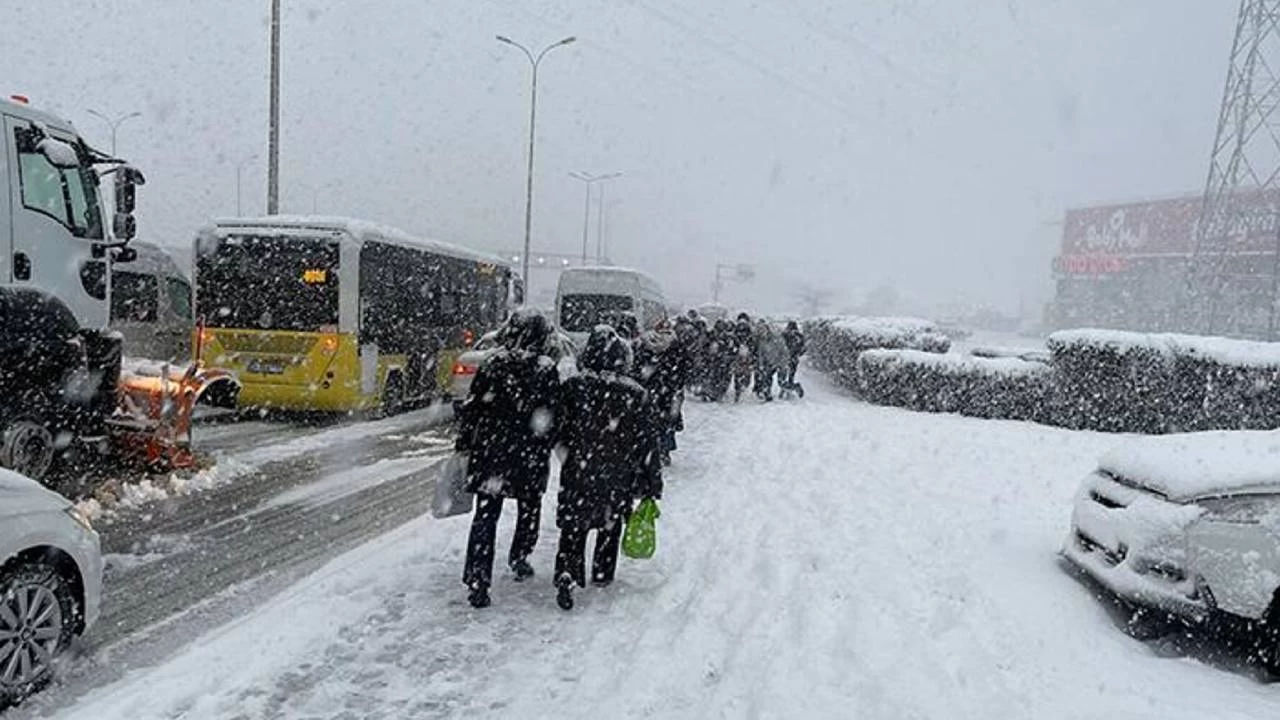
[110,241,192,362]
[194,217,517,414]
[555,267,666,345]
[696,303,729,323]
[1063,430,1280,676]
[0,96,145,480]
[0,468,102,707]
[450,326,578,407]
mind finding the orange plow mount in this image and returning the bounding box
[110,363,240,471]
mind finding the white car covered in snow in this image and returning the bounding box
[0,469,102,706]
[1063,430,1280,673]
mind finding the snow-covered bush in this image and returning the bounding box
[1046,329,1280,433]
[857,349,1051,421]
[803,316,950,391]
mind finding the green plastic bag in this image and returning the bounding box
[623,498,661,560]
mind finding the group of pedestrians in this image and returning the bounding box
[684,311,806,403]
[452,307,805,611]
[455,311,669,611]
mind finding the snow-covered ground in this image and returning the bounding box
[49,373,1280,719]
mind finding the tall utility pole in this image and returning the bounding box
[496,34,576,295]
[568,171,621,264]
[84,109,141,156]
[267,0,282,215]
[1185,0,1280,337]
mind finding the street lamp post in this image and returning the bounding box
[85,109,142,155]
[568,171,621,264]
[234,155,257,216]
[496,34,576,297]
[268,0,282,215]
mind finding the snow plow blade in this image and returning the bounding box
[109,363,240,471]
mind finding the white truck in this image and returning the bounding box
[0,95,145,480]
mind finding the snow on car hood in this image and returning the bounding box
[1099,430,1280,502]
[0,468,71,516]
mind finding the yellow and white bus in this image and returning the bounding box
[192,216,518,413]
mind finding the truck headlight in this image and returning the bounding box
[64,506,95,533]
[1198,495,1280,525]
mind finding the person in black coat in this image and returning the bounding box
[554,325,663,610]
[635,323,690,464]
[782,320,806,394]
[456,311,561,608]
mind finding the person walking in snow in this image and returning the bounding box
[781,320,806,396]
[730,313,757,402]
[456,311,561,609]
[553,326,663,610]
[635,320,690,465]
[754,320,789,401]
[702,318,734,401]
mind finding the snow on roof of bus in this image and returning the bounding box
[210,215,511,269]
[560,265,663,288]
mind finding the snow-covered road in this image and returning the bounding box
[32,373,1280,718]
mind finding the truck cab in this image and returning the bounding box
[0,96,144,480]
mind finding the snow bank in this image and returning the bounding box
[1099,430,1280,501]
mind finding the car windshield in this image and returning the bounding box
[11,6,1280,719]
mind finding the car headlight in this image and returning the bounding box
[1198,495,1280,525]
[64,506,95,533]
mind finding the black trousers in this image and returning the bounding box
[555,514,624,588]
[463,494,541,587]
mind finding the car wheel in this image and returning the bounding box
[0,563,79,708]
[0,421,55,483]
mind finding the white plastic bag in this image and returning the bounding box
[431,452,474,519]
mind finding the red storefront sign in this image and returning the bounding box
[1060,190,1280,257]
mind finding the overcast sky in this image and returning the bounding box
[2,0,1234,316]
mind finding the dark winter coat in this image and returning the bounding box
[635,331,689,423]
[556,371,663,530]
[783,327,806,359]
[456,349,560,500]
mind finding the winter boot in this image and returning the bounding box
[511,559,535,582]
[556,579,575,611]
[468,582,491,609]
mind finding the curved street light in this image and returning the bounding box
[85,109,142,156]
[496,34,576,297]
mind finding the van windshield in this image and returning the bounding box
[560,293,633,332]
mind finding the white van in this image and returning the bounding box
[555,267,666,344]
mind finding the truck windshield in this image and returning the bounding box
[560,293,633,332]
[197,235,340,332]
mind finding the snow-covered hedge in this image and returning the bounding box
[857,349,1051,421]
[1047,329,1280,433]
[804,316,950,390]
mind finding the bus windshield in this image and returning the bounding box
[560,293,633,332]
[197,235,340,332]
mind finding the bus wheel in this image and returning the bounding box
[0,421,55,482]
[382,373,406,417]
